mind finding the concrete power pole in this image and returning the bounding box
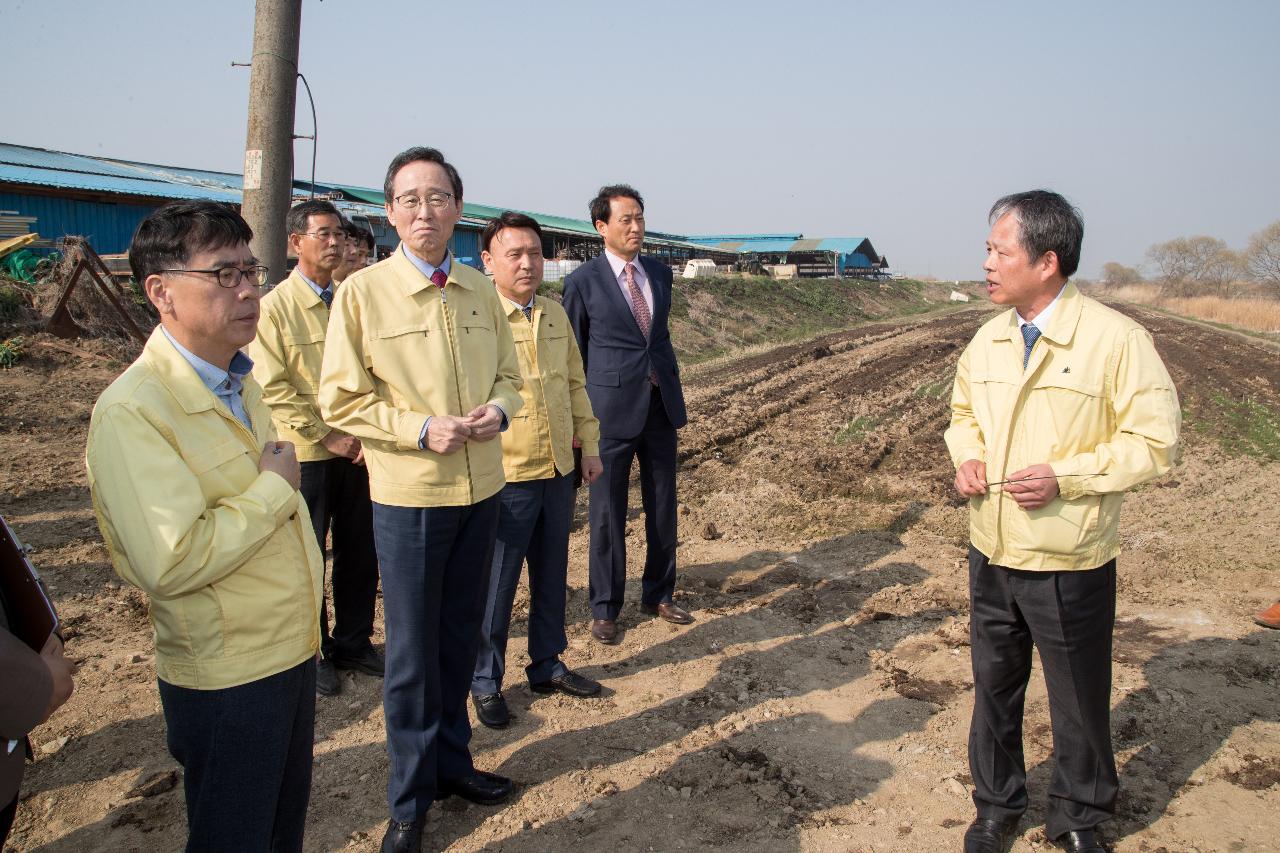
[241,0,301,285]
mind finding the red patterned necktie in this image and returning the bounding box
[625,263,659,385]
[624,263,651,339]
[430,269,447,290]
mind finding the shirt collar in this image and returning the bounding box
[295,268,332,299]
[160,326,253,394]
[604,248,642,282]
[1016,283,1067,332]
[501,292,536,313]
[402,244,452,281]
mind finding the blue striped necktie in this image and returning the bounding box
[1021,323,1042,368]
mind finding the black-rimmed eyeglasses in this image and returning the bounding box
[157,265,270,288]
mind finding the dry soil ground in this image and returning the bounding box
[2,301,1279,852]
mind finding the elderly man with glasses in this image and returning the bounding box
[320,147,524,853]
[251,200,382,697]
[86,200,324,851]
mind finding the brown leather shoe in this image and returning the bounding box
[1254,601,1280,629]
[641,601,694,625]
[591,619,618,644]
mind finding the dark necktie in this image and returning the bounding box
[522,305,533,322]
[319,288,333,309]
[1021,323,1042,368]
[431,269,447,290]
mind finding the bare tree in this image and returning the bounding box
[1101,262,1144,287]
[1146,236,1240,296]
[1244,221,1280,290]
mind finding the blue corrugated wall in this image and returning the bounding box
[0,191,158,254]
[449,228,481,269]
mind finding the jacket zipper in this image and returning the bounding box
[439,283,474,499]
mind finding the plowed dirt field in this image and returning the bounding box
[2,300,1278,852]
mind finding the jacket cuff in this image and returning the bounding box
[950,447,985,469]
[579,439,600,457]
[250,470,302,526]
[1052,461,1087,499]
[296,420,329,443]
[396,410,428,451]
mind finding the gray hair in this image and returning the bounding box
[989,190,1084,278]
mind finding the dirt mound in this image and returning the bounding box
[3,303,1279,852]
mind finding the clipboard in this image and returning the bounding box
[0,514,59,652]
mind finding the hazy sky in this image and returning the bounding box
[4,0,1277,280]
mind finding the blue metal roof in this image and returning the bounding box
[0,144,241,202]
[685,233,803,243]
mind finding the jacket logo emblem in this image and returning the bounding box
[1062,366,1071,373]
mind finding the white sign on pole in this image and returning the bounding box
[243,149,263,191]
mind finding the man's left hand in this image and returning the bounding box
[580,455,603,484]
[1003,463,1059,510]
[465,405,503,442]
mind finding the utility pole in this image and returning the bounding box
[241,0,301,285]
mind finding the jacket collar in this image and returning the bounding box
[284,269,328,309]
[141,327,263,423]
[992,281,1081,345]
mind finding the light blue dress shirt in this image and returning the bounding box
[160,327,255,431]
[295,269,333,303]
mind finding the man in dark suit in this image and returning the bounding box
[563,185,692,645]
[2,580,76,846]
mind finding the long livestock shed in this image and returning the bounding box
[684,233,888,278]
[0,142,736,269]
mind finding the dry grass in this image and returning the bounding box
[1104,284,1280,333]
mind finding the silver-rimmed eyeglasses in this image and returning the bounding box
[393,191,455,211]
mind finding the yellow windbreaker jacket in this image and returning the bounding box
[945,283,1181,570]
[499,294,600,481]
[249,270,335,462]
[86,328,323,689]
[319,249,524,507]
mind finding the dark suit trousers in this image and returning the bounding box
[372,496,499,823]
[299,457,379,659]
[472,473,574,695]
[968,546,1118,840]
[0,792,15,849]
[157,659,316,853]
[588,387,678,620]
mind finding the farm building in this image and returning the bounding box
[0,141,736,272]
[2,142,888,280]
[684,233,887,278]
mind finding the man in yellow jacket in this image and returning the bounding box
[86,201,324,852]
[469,212,604,730]
[946,191,1180,853]
[251,200,381,697]
[319,147,523,853]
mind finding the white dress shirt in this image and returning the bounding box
[603,248,654,316]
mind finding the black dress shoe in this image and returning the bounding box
[316,658,341,696]
[530,670,601,697]
[641,601,694,624]
[963,816,1020,853]
[1056,829,1106,852]
[472,692,510,728]
[380,819,423,853]
[591,618,618,644]
[436,769,513,805]
[333,645,385,677]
